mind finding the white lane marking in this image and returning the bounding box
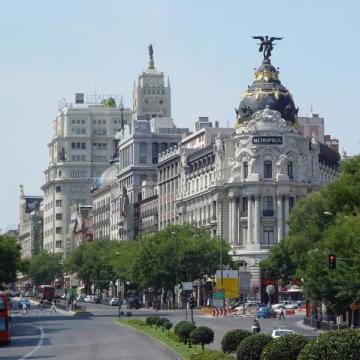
[19,326,44,360]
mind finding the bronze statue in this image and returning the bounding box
[252,36,283,60]
[148,44,154,62]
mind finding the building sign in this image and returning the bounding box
[252,136,283,145]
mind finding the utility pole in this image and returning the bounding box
[220,198,225,308]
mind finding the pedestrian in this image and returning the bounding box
[22,303,28,315]
[51,300,57,313]
[39,299,44,311]
[279,307,285,320]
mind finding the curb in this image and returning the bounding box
[296,320,325,333]
[28,298,76,316]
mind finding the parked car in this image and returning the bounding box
[109,298,119,306]
[127,297,142,309]
[84,295,93,303]
[271,327,295,338]
[257,306,276,318]
[18,298,31,309]
[92,295,102,304]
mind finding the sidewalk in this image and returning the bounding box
[296,319,325,334]
[28,298,76,316]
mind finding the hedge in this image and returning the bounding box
[221,329,252,354]
[236,334,273,360]
[297,328,360,360]
[260,334,308,360]
[176,321,196,346]
[190,349,233,360]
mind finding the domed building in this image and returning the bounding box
[175,38,340,299]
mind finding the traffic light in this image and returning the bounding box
[328,254,336,271]
[189,295,196,309]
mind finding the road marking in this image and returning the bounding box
[19,326,44,360]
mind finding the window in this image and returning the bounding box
[56,213,62,220]
[264,160,272,178]
[263,196,274,216]
[55,186,61,193]
[56,200,62,207]
[243,162,248,179]
[140,142,147,164]
[70,170,86,178]
[263,226,275,245]
[242,197,248,213]
[288,161,293,179]
[55,227,62,234]
[92,156,107,162]
[55,241,62,248]
[289,196,295,210]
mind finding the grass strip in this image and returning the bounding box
[116,319,198,360]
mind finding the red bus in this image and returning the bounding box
[37,285,55,301]
[0,292,11,345]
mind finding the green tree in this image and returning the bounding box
[101,97,117,108]
[0,235,21,287]
[28,250,63,285]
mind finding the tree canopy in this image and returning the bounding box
[0,235,21,287]
[28,250,63,286]
[261,155,360,314]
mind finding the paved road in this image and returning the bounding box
[83,302,319,349]
[1,299,179,360]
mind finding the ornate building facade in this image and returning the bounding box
[176,46,340,289]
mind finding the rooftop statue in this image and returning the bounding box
[252,35,283,60]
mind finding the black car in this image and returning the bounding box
[127,297,142,309]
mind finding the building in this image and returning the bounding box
[65,204,93,255]
[116,46,189,240]
[17,185,43,259]
[176,47,340,293]
[42,99,131,255]
[298,113,325,143]
[139,180,158,234]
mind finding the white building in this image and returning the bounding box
[176,54,340,291]
[18,185,43,259]
[42,101,131,255]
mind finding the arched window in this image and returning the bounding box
[264,160,272,178]
[288,161,294,179]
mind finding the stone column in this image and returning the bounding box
[230,196,238,245]
[247,196,253,243]
[277,195,283,242]
[284,195,289,236]
[254,195,261,244]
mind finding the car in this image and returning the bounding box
[271,327,295,338]
[109,298,119,306]
[127,297,142,309]
[84,295,93,303]
[257,306,276,318]
[235,301,261,315]
[92,295,102,304]
[60,294,66,300]
[18,298,31,309]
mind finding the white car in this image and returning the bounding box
[271,327,295,338]
[235,301,260,315]
[272,301,298,310]
[84,295,93,303]
[109,297,120,306]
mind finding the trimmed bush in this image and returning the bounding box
[176,321,196,346]
[190,349,233,359]
[190,326,214,350]
[175,320,193,335]
[260,334,308,360]
[164,321,173,331]
[221,329,252,354]
[236,333,272,360]
[298,328,360,360]
[156,317,170,331]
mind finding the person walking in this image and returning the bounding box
[279,307,285,320]
[22,302,28,315]
[51,300,57,313]
[39,299,44,311]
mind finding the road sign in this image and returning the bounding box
[213,291,225,299]
[182,282,193,291]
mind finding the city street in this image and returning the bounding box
[2,300,319,359]
[1,299,179,360]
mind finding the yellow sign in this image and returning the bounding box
[216,270,239,299]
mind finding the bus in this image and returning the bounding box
[0,292,11,345]
[37,285,55,301]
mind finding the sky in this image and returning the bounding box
[0,0,359,231]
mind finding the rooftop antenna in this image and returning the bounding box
[310,105,313,116]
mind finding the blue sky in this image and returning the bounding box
[0,0,359,231]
